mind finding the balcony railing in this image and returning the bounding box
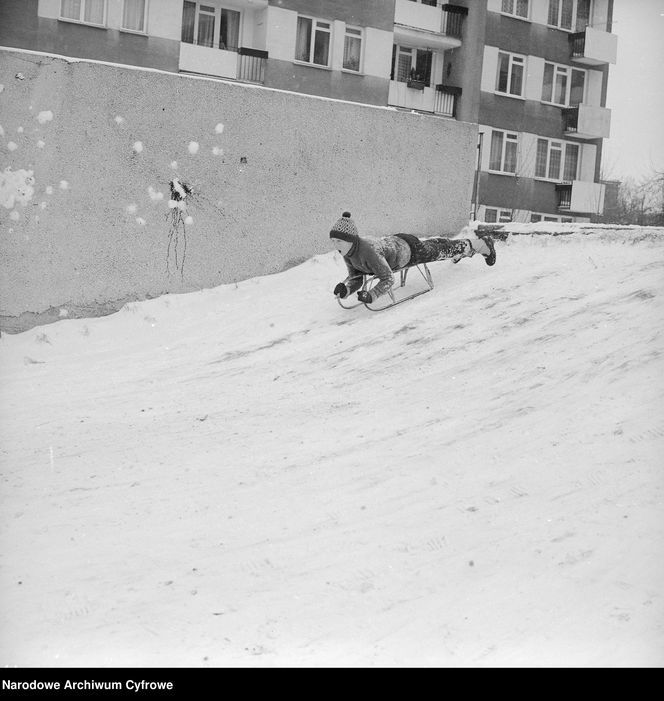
[179,41,267,84]
[441,4,467,38]
[434,84,462,117]
[238,47,267,84]
[569,26,617,65]
[570,32,586,59]
[562,104,611,140]
[556,181,606,215]
[556,184,572,210]
[562,107,579,134]
[394,0,467,42]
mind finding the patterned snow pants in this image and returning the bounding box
[395,233,474,266]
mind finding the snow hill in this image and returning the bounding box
[1,226,663,668]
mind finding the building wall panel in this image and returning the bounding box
[0,49,475,330]
[267,0,396,32]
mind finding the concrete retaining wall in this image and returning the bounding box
[0,49,476,332]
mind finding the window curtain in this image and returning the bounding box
[548,146,562,179]
[61,0,81,19]
[554,70,567,104]
[414,49,432,84]
[576,0,591,30]
[220,9,240,50]
[313,23,330,65]
[197,8,216,48]
[497,52,509,92]
[84,0,105,24]
[560,0,574,29]
[489,131,504,171]
[563,144,579,181]
[569,69,585,105]
[397,49,412,82]
[535,139,548,178]
[516,0,529,17]
[123,0,145,31]
[181,0,195,43]
[547,0,559,25]
[509,59,523,95]
[541,63,553,101]
[295,17,312,61]
[504,137,517,172]
[343,32,361,71]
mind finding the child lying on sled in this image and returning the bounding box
[330,212,496,304]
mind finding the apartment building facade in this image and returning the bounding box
[0,0,616,222]
[475,0,616,223]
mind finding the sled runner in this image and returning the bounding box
[337,262,434,312]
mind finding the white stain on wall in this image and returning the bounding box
[0,167,36,210]
[36,110,54,124]
[148,186,164,201]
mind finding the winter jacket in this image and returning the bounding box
[342,235,413,299]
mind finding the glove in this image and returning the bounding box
[357,290,373,304]
[334,283,347,299]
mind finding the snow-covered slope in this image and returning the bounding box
[1,229,663,667]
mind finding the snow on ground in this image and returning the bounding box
[0,227,663,668]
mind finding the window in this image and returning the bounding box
[535,138,579,181]
[485,208,513,223]
[575,0,591,31]
[296,16,331,67]
[391,45,433,86]
[496,52,525,97]
[196,4,215,48]
[562,143,579,181]
[220,8,240,50]
[548,0,588,30]
[181,3,240,51]
[489,130,518,174]
[343,27,362,72]
[122,0,147,32]
[60,0,106,25]
[501,0,529,19]
[541,63,585,106]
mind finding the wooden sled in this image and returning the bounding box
[337,263,434,312]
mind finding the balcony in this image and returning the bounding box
[570,26,617,66]
[388,81,461,117]
[435,84,462,117]
[179,42,267,84]
[556,181,606,215]
[394,0,467,51]
[562,104,611,140]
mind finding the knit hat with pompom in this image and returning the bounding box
[329,212,358,243]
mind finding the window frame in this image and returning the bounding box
[180,2,241,51]
[535,137,580,182]
[547,0,588,31]
[500,0,530,20]
[59,0,107,27]
[392,44,434,86]
[484,207,513,223]
[342,25,363,73]
[121,0,148,34]
[495,51,526,98]
[295,15,333,68]
[541,61,586,107]
[488,130,519,175]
